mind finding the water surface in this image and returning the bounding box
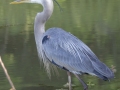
[0,0,120,90]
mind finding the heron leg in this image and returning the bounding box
[67,71,72,90]
[74,74,88,90]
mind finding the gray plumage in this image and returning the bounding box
[42,28,114,80]
[32,0,114,89]
[11,0,114,89]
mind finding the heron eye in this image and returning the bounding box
[42,35,50,44]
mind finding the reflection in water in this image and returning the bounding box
[0,0,119,90]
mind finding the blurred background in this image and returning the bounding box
[0,0,119,90]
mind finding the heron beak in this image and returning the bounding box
[10,0,30,4]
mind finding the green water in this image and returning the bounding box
[0,0,119,90]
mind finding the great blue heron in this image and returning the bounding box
[10,0,114,90]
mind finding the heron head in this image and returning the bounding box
[10,0,42,4]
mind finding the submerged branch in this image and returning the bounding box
[0,56,16,90]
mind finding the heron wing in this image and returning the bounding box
[42,28,113,77]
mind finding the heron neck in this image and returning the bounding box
[34,0,53,40]
[42,0,54,23]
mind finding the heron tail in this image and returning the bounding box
[92,60,114,81]
[93,70,109,81]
